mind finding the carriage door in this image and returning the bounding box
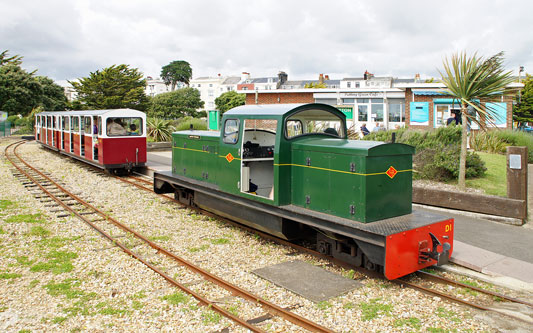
[70,117,75,153]
[52,116,57,147]
[60,116,65,150]
[82,116,91,159]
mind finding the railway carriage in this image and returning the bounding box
[35,109,147,171]
[154,103,454,280]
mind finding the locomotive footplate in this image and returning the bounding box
[154,170,454,280]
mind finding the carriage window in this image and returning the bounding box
[285,109,345,139]
[106,117,142,136]
[84,117,91,134]
[63,116,70,131]
[72,117,79,132]
[223,119,240,144]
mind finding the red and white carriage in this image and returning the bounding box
[35,109,147,171]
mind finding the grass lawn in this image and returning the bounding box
[465,152,507,197]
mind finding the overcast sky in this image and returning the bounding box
[1,0,532,85]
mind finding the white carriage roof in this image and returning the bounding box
[36,109,146,117]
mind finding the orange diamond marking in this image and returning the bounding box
[386,166,397,179]
[225,153,234,163]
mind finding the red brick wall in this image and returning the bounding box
[245,92,314,105]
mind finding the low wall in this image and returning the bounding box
[147,142,171,151]
[413,186,527,223]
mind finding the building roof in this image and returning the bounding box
[251,77,278,84]
[222,77,241,85]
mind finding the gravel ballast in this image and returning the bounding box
[0,138,524,332]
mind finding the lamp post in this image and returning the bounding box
[519,66,524,83]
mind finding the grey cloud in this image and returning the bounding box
[1,0,532,82]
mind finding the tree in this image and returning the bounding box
[0,50,66,115]
[513,74,533,125]
[70,64,149,110]
[0,50,23,66]
[304,82,327,88]
[439,51,514,188]
[36,76,67,111]
[214,91,245,113]
[161,60,192,91]
[148,88,204,119]
[0,64,43,115]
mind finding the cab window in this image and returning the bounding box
[285,109,345,139]
[223,119,240,144]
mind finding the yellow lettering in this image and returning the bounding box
[445,224,452,233]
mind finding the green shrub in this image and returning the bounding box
[471,129,533,163]
[365,126,485,181]
[173,117,207,131]
[147,118,174,142]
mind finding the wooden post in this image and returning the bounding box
[507,146,528,221]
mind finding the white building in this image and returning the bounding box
[190,75,241,110]
[145,77,172,97]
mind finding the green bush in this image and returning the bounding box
[413,146,486,181]
[471,129,533,163]
[173,117,207,131]
[147,118,174,142]
[365,126,485,181]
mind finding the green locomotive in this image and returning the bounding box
[154,103,453,279]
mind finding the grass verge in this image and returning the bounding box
[466,152,506,197]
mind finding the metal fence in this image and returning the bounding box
[0,121,11,137]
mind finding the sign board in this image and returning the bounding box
[0,111,7,121]
[336,106,353,120]
[410,102,429,126]
[509,154,521,169]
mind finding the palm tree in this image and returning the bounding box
[439,51,514,188]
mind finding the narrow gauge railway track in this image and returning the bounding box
[119,174,533,324]
[5,140,334,333]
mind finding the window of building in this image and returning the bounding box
[197,84,201,87]
[355,82,360,88]
[358,105,368,121]
[209,84,213,87]
[388,103,404,122]
[208,90,214,97]
[342,98,355,104]
[347,82,351,88]
[371,99,384,122]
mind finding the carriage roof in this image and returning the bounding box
[36,109,146,118]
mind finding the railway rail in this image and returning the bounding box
[5,140,333,333]
[120,173,533,325]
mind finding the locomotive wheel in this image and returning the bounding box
[364,256,377,271]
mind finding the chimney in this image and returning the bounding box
[325,75,330,80]
[319,74,324,84]
[218,73,221,77]
[241,72,250,82]
[277,71,288,88]
[364,70,374,80]
[415,73,421,82]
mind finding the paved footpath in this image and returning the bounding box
[146,152,533,285]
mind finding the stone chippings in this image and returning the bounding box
[0,140,496,332]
